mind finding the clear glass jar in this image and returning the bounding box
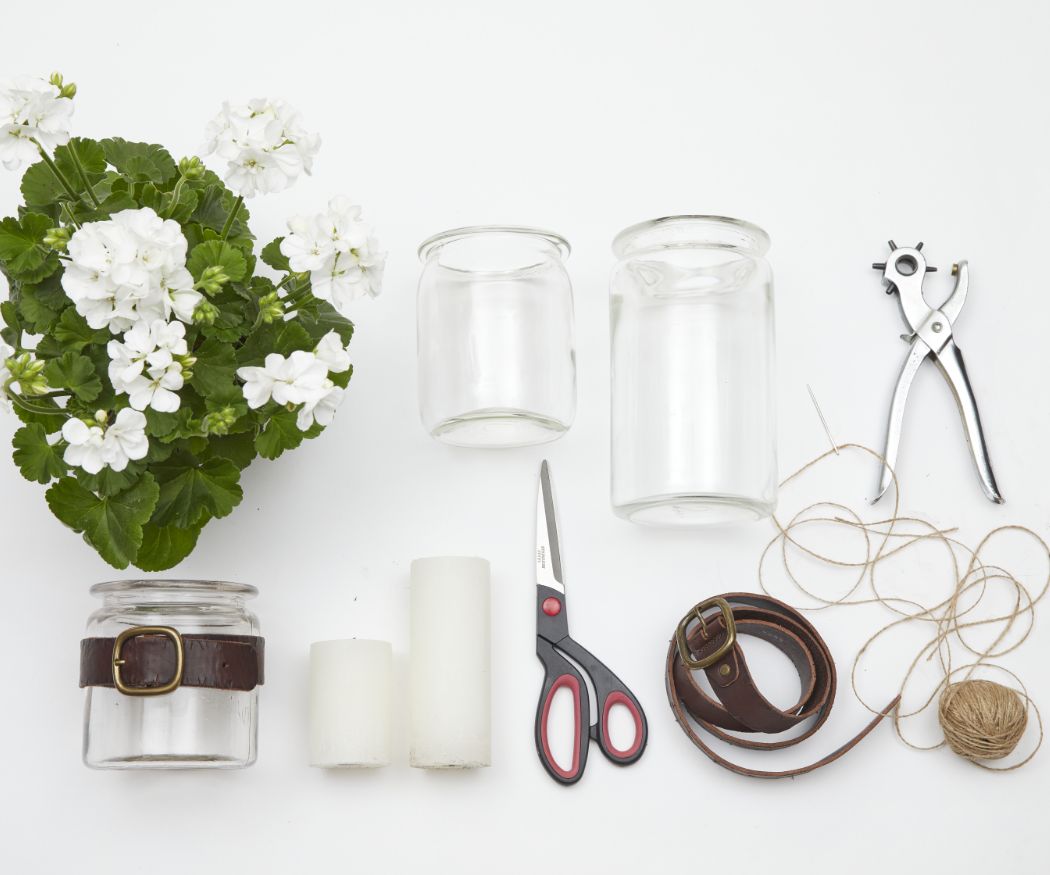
[82,579,261,770]
[610,216,777,525]
[417,225,576,448]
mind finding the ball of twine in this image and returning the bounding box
[938,679,1027,762]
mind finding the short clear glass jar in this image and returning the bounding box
[82,579,261,770]
[610,216,777,525]
[417,225,576,448]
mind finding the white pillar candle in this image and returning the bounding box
[410,557,491,769]
[309,639,392,768]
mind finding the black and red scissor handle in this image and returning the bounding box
[534,587,648,785]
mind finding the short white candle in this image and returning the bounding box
[410,557,491,769]
[309,639,392,768]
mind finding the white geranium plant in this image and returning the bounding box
[0,74,384,570]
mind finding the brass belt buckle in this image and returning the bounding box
[676,598,737,670]
[111,626,185,696]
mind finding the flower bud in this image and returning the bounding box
[43,225,72,251]
[197,264,231,295]
[193,300,219,325]
[49,72,76,99]
[9,353,49,395]
[178,156,206,180]
[94,409,108,425]
[202,406,238,436]
[258,291,284,324]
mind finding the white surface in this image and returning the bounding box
[410,556,491,767]
[1,0,1048,871]
[310,639,392,768]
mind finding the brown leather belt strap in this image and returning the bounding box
[665,592,899,778]
[80,632,265,693]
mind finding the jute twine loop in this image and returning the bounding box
[759,443,1048,771]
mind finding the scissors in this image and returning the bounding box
[534,460,647,785]
[871,242,1002,504]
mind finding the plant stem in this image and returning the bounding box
[33,142,82,205]
[5,390,69,419]
[66,140,101,208]
[220,195,243,241]
[163,175,187,219]
[60,202,81,230]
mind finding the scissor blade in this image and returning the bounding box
[536,460,565,593]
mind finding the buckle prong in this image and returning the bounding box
[676,598,737,670]
[111,626,184,696]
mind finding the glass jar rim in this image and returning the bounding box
[612,215,770,259]
[90,579,258,598]
[418,225,571,262]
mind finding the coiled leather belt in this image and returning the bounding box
[665,593,899,778]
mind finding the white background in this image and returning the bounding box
[1,1,1048,872]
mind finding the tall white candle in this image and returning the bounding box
[309,639,392,768]
[410,557,491,769]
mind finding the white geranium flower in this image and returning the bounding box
[236,350,329,409]
[62,417,107,474]
[108,319,188,412]
[314,330,351,374]
[0,339,14,412]
[101,408,149,471]
[279,197,384,319]
[202,98,320,197]
[236,354,281,409]
[296,381,344,431]
[62,207,194,333]
[0,76,73,171]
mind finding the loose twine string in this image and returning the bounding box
[758,443,1048,770]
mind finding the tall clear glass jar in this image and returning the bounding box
[82,579,261,769]
[417,225,576,448]
[610,216,777,525]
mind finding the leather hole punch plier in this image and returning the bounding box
[871,241,1002,504]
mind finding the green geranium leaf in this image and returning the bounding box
[237,319,314,365]
[136,519,207,572]
[58,137,107,176]
[187,240,247,284]
[21,161,68,206]
[43,351,102,402]
[46,474,159,569]
[299,300,355,346]
[75,462,146,498]
[18,282,63,332]
[261,237,290,272]
[49,308,109,352]
[152,456,243,528]
[99,138,177,184]
[190,336,238,398]
[191,182,252,239]
[204,432,257,469]
[12,423,66,484]
[0,213,52,277]
[255,409,305,460]
[144,407,196,440]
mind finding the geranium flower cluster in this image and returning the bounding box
[202,98,320,197]
[280,196,385,318]
[0,77,381,570]
[237,330,350,431]
[107,319,193,414]
[61,206,202,334]
[0,75,73,171]
[61,408,149,474]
